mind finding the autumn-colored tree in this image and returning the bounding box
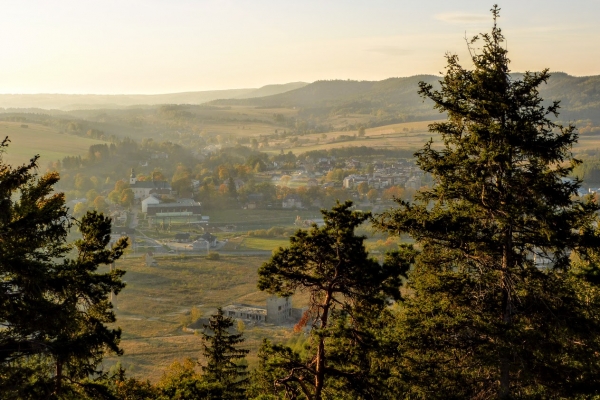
[93,196,108,213]
[120,188,134,207]
[280,175,292,186]
[357,181,369,196]
[366,188,378,203]
[217,165,230,181]
[114,180,129,193]
[382,185,404,201]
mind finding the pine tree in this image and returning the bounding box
[200,308,249,399]
[258,201,409,399]
[0,138,128,398]
[376,6,600,398]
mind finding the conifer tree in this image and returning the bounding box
[376,6,600,398]
[200,308,249,399]
[258,201,409,399]
[0,138,128,398]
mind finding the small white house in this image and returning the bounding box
[141,195,161,213]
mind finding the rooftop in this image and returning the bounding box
[222,304,267,316]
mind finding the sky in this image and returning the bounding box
[0,0,599,94]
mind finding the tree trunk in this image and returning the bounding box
[55,359,62,395]
[314,290,332,400]
[499,228,512,399]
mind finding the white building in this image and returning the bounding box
[141,195,160,213]
[128,169,172,200]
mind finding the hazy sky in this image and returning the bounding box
[1,0,599,94]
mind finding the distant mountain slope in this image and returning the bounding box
[211,75,442,121]
[0,82,308,110]
[536,72,600,122]
[212,76,436,108]
[233,82,309,99]
[211,73,600,124]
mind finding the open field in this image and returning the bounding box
[240,237,291,251]
[103,254,306,382]
[0,121,106,166]
[573,132,600,154]
[207,208,321,230]
[4,115,600,167]
[262,120,444,154]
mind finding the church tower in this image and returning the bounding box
[130,168,137,185]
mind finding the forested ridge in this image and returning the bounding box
[211,72,600,124]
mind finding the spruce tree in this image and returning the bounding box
[376,6,600,398]
[200,308,249,399]
[0,138,128,398]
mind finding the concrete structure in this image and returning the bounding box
[266,296,292,324]
[222,304,267,323]
[192,239,210,251]
[223,296,295,325]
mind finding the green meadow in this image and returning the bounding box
[0,121,106,166]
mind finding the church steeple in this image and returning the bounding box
[130,168,137,185]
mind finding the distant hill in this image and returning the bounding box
[0,82,309,111]
[211,73,600,124]
[233,82,308,99]
[211,75,442,123]
[2,73,600,125]
[535,72,600,123]
[212,75,437,108]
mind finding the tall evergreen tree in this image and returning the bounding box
[376,6,600,398]
[258,201,409,400]
[200,308,249,400]
[0,138,128,398]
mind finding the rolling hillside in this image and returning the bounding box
[0,82,308,111]
[212,73,600,124]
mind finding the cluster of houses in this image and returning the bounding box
[264,158,426,209]
[342,164,423,190]
[127,156,425,213]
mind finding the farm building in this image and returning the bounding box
[146,198,202,217]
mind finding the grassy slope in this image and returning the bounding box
[106,255,306,381]
[0,121,105,166]
[268,120,442,154]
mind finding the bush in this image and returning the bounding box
[207,253,220,260]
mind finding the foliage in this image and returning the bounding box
[200,308,250,399]
[257,201,409,399]
[376,8,600,398]
[157,358,224,400]
[206,252,220,260]
[0,138,128,398]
